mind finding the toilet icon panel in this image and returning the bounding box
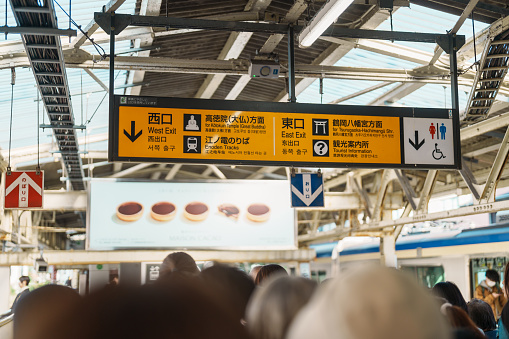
[403,117,454,166]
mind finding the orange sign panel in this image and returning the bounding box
[117,106,401,165]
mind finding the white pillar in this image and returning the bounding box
[380,235,397,268]
[0,267,10,311]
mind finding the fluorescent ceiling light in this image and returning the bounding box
[298,0,355,48]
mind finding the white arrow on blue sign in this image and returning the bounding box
[291,173,324,207]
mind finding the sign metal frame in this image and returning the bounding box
[109,95,461,170]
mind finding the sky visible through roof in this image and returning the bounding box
[298,5,494,107]
[0,2,502,166]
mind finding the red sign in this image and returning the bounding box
[4,171,44,209]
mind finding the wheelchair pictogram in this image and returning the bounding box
[432,143,446,160]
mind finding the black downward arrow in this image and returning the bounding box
[124,121,142,142]
[408,130,425,150]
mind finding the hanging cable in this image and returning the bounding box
[53,0,107,60]
[471,11,478,71]
[389,9,394,43]
[319,78,324,104]
[85,71,121,125]
[80,69,83,126]
[7,67,15,175]
[36,89,40,174]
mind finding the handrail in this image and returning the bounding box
[0,313,13,327]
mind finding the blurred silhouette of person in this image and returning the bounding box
[475,269,506,319]
[108,274,119,287]
[51,275,249,339]
[432,281,468,313]
[442,305,485,339]
[14,285,81,339]
[254,264,288,285]
[200,264,255,323]
[246,276,316,339]
[249,265,262,281]
[12,276,31,312]
[159,251,199,278]
[498,263,509,339]
[286,267,451,339]
[467,299,497,339]
[65,277,72,288]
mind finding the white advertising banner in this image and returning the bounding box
[87,180,296,250]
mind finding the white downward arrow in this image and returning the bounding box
[5,173,42,208]
[291,173,323,206]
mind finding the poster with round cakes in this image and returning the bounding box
[87,180,296,250]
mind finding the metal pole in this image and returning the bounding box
[449,34,462,169]
[287,25,296,103]
[108,12,115,161]
[449,34,459,111]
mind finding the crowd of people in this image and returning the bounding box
[10,252,509,339]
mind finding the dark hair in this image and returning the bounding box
[432,281,468,313]
[14,285,81,339]
[200,264,255,321]
[486,269,500,283]
[505,263,509,298]
[19,276,30,285]
[160,252,199,276]
[445,306,486,339]
[254,264,288,285]
[467,299,497,331]
[50,277,249,339]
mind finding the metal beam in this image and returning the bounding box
[164,164,182,180]
[125,0,163,96]
[109,163,152,178]
[0,249,316,266]
[328,82,393,104]
[43,191,87,211]
[299,199,509,244]
[480,125,509,203]
[94,13,462,43]
[393,169,418,210]
[224,0,308,100]
[84,68,108,92]
[429,0,479,66]
[0,26,76,36]
[70,0,127,49]
[415,170,438,213]
[194,0,271,99]
[368,82,426,106]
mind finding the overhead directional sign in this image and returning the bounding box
[4,171,44,209]
[291,173,324,207]
[109,96,461,169]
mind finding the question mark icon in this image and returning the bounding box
[313,141,328,156]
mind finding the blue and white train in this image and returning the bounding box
[309,223,509,299]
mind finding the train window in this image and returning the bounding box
[470,256,508,298]
[311,270,327,283]
[400,266,445,288]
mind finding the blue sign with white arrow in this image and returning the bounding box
[291,173,324,207]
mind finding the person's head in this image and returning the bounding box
[444,305,485,339]
[467,299,496,332]
[51,276,249,339]
[432,281,468,313]
[286,267,451,339]
[254,264,288,285]
[14,285,82,339]
[485,269,500,286]
[246,276,317,339]
[200,264,255,322]
[505,263,509,297]
[160,251,199,277]
[19,276,30,288]
[249,265,262,281]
